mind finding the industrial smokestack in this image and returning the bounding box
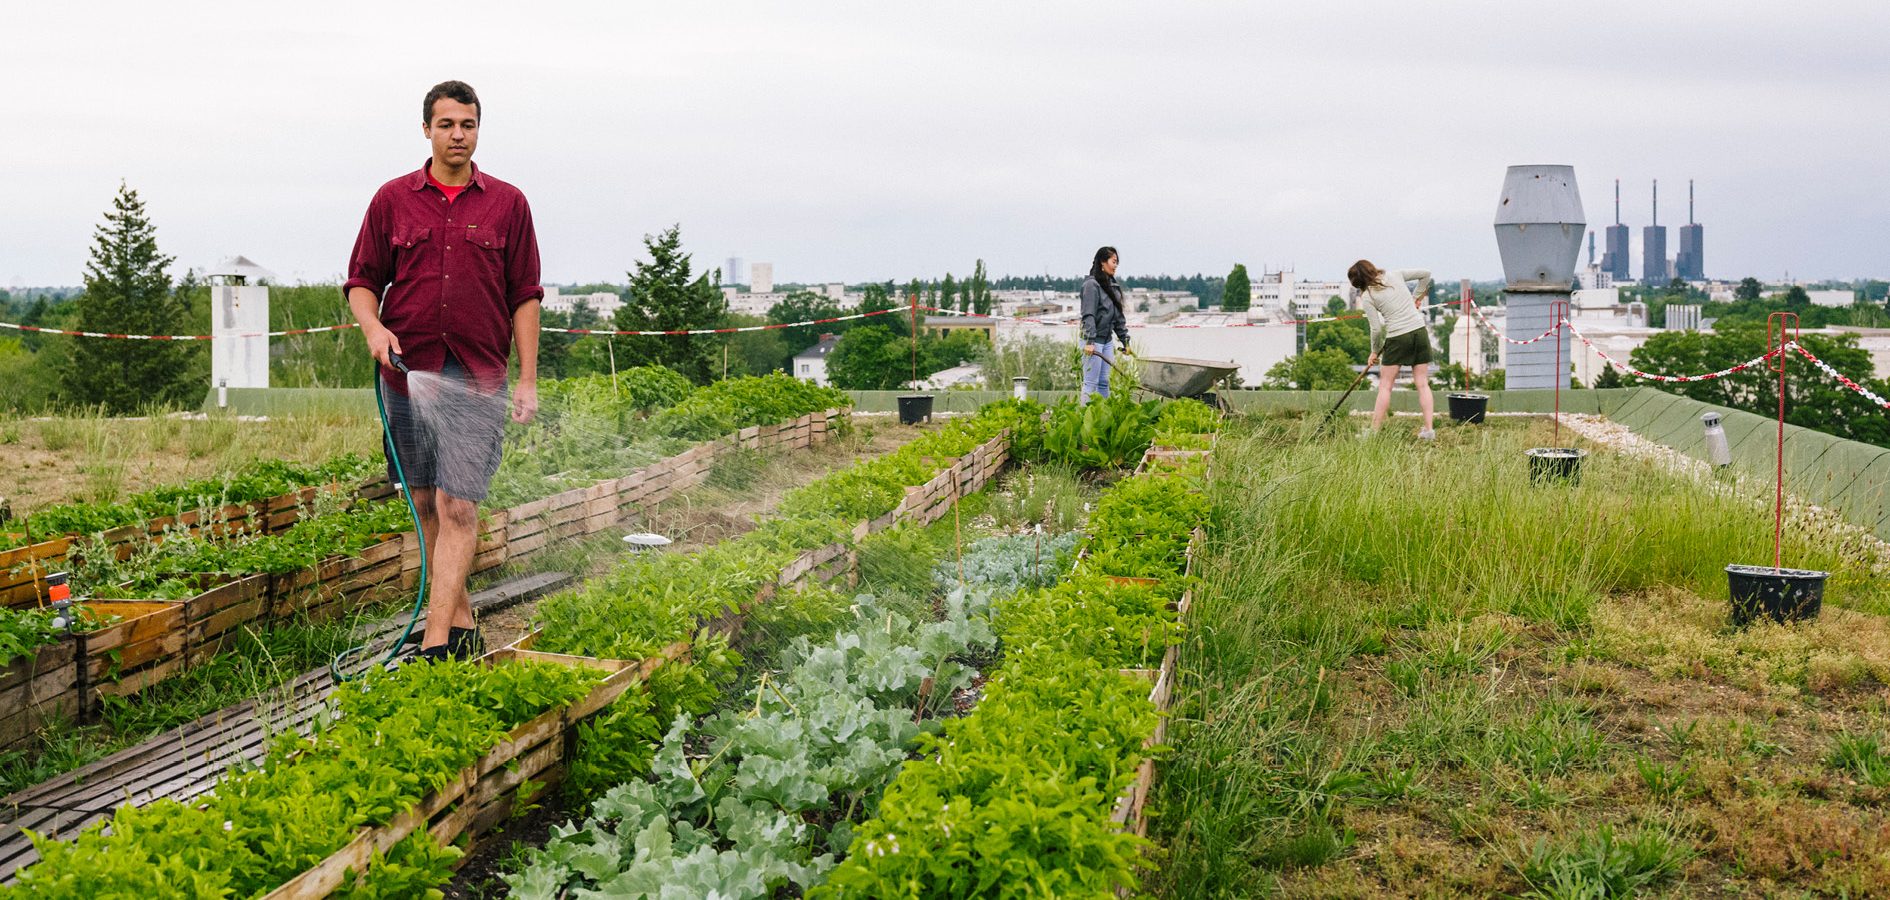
[1587,230,1596,267]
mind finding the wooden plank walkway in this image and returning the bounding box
[0,571,572,883]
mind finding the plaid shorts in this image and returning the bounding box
[380,355,508,502]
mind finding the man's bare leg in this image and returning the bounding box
[416,488,478,649]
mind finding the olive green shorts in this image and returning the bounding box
[1379,329,1434,367]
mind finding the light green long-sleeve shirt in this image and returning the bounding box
[1351,268,1433,355]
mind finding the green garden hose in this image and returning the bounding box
[330,355,428,681]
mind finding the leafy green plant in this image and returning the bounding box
[996,573,1180,669]
[812,647,1157,899]
[1043,395,1160,470]
[1081,466,1210,579]
[0,604,121,667]
[647,373,850,441]
[973,398,1048,463]
[511,591,998,899]
[941,531,1079,593]
[7,659,600,897]
[1154,397,1222,434]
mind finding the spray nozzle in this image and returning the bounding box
[46,572,75,632]
[387,351,411,375]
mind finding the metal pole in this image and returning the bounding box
[1551,298,1569,445]
[1767,311,1799,572]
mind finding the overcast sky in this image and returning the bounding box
[4,1,1886,290]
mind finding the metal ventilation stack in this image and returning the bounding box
[1493,165,1583,391]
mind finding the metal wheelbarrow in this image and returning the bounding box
[1095,352,1239,405]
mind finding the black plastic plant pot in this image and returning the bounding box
[1447,392,1490,424]
[1525,447,1588,484]
[896,394,935,426]
[1726,564,1829,626]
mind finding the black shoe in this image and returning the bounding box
[446,627,483,661]
[383,643,450,673]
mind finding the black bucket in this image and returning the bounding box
[1447,392,1489,424]
[896,394,935,426]
[1525,447,1588,484]
[1726,564,1828,626]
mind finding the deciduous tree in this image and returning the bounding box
[1260,348,1355,390]
[1222,264,1251,313]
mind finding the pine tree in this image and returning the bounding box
[67,183,199,412]
[616,225,729,383]
[1222,263,1252,313]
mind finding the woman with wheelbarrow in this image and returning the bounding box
[1081,246,1131,404]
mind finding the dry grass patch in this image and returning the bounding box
[1588,586,1890,696]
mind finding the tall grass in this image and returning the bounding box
[1152,417,1890,896]
[1253,419,1874,630]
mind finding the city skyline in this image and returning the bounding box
[4,2,1888,288]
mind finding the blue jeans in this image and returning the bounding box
[1081,339,1115,404]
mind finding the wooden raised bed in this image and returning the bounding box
[260,644,685,899]
[1,476,399,611]
[271,537,406,621]
[0,642,77,750]
[0,539,72,609]
[0,599,188,747]
[77,600,188,713]
[1111,524,1205,839]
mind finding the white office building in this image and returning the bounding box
[1250,269,1349,319]
[751,262,774,294]
[540,286,623,318]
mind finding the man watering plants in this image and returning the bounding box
[343,80,542,663]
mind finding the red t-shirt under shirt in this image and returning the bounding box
[426,168,468,203]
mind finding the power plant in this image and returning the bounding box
[1604,178,1705,284]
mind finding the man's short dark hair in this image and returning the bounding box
[423,80,481,124]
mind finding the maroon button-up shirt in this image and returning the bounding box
[343,160,543,393]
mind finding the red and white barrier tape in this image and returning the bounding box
[1463,302,1562,346]
[0,299,1464,341]
[1794,343,1890,409]
[1562,319,1784,383]
[0,309,915,341]
[918,301,1455,328]
[0,321,359,341]
[540,307,908,336]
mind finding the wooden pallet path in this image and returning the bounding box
[0,571,571,883]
